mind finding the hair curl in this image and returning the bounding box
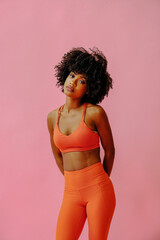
[54,47,113,105]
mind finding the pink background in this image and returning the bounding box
[0,0,160,239]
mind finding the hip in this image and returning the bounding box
[64,161,113,191]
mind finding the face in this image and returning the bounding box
[64,71,88,99]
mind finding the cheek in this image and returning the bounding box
[83,85,88,92]
[79,86,88,95]
[64,78,69,86]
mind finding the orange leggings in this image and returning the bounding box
[56,162,116,240]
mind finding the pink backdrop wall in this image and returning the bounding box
[0,0,160,239]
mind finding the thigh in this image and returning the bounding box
[56,189,87,240]
[86,180,116,240]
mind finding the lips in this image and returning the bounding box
[66,86,74,92]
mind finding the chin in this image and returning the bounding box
[64,90,73,96]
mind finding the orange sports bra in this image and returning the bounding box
[53,102,100,153]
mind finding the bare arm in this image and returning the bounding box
[94,106,115,177]
[47,111,64,175]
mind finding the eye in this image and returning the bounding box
[70,73,74,78]
[79,79,86,84]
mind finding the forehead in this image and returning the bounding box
[71,71,87,79]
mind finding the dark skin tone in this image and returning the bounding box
[47,72,115,176]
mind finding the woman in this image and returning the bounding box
[47,47,116,240]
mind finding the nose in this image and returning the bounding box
[69,78,77,86]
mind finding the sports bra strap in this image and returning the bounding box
[57,104,64,124]
[57,103,87,123]
[82,102,87,121]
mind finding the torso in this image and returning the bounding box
[53,103,101,171]
[62,149,101,171]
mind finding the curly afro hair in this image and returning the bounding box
[54,47,113,105]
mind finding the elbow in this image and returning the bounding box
[104,147,115,158]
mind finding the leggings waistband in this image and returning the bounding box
[64,162,102,175]
[64,162,110,190]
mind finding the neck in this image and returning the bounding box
[64,97,84,113]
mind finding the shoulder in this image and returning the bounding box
[87,103,106,118]
[47,107,59,133]
[47,108,58,118]
[86,103,109,128]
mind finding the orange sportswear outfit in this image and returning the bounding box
[53,102,116,240]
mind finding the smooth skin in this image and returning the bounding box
[47,71,115,176]
[47,71,116,239]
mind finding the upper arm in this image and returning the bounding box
[47,111,54,135]
[94,106,115,153]
[47,111,62,157]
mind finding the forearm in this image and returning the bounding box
[102,150,115,177]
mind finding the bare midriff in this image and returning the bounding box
[62,147,101,171]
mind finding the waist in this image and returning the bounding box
[64,162,111,190]
[62,148,101,170]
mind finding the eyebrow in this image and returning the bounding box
[71,72,86,80]
[79,76,86,80]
